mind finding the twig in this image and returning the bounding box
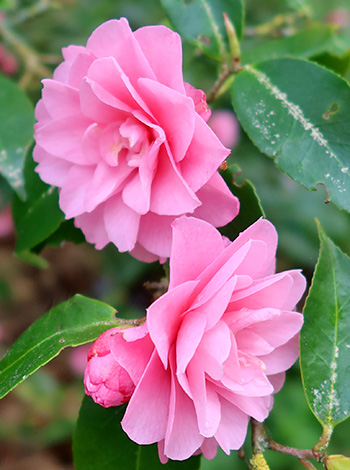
[250,420,324,469]
[206,59,241,103]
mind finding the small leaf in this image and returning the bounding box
[0,76,34,198]
[161,0,243,61]
[12,152,65,254]
[300,223,350,428]
[232,58,350,213]
[73,396,202,470]
[220,166,265,241]
[0,294,119,399]
[241,25,336,65]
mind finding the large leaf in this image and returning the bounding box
[0,76,34,199]
[232,58,350,213]
[300,223,350,428]
[0,294,120,399]
[12,152,65,256]
[74,396,202,470]
[161,0,243,61]
[241,24,336,65]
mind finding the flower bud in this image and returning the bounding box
[84,328,135,408]
[325,455,350,470]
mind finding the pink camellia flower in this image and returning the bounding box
[85,217,306,462]
[84,325,153,407]
[33,18,239,262]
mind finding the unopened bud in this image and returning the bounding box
[325,455,350,470]
[223,13,241,62]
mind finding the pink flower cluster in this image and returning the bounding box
[33,18,239,262]
[85,217,306,462]
[33,16,306,464]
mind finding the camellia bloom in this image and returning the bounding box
[84,217,306,462]
[33,18,239,262]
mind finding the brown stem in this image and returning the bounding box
[206,59,242,103]
[250,420,324,467]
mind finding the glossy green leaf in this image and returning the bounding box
[74,396,202,470]
[0,76,34,199]
[232,58,350,213]
[242,25,336,65]
[0,294,119,399]
[300,223,350,428]
[12,152,65,254]
[161,0,243,61]
[220,166,265,241]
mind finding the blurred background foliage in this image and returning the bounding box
[0,0,350,468]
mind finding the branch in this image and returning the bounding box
[206,59,242,103]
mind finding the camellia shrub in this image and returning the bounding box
[1,1,350,469]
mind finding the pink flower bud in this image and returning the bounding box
[84,328,135,407]
[84,323,153,408]
[208,110,240,148]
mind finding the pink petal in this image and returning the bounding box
[86,18,156,84]
[41,79,80,119]
[33,148,72,187]
[83,57,137,111]
[34,115,92,165]
[164,362,204,460]
[235,329,275,356]
[261,335,300,375]
[179,114,230,191]
[187,356,221,437]
[137,212,175,259]
[169,216,225,290]
[59,165,95,218]
[191,171,239,227]
[53,45,89,84]
[230,271,306,311]
[79,77,129,123]
[109,332,153,384]
[214,398,250,453]
[67,49,95,89]
[122,172,151,215]
[103,195,140,252]
[195,321,232,381]
[122,351,171,444]
[225,307,279,332]
[74,204,109,249]
[200,437,218,460]
[176,310,207,374]
[268,372,286,393]
[215,385,270,421]
[129,242,161,263]
[191,277,237,331]
[137,78,195,162]
[134,25,185,93]
[147,280,200,367]
[248,311,304,349]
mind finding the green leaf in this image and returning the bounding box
[241,25,337,65]
[300,223,350,428]
[0,294,119,399]
[0,76,34,199]
[161,0,244,61]
[314,51,350,76]
[74,396,202,470]
[12,152,65,254]
[219,166,265,241]
[232,58,350,213]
